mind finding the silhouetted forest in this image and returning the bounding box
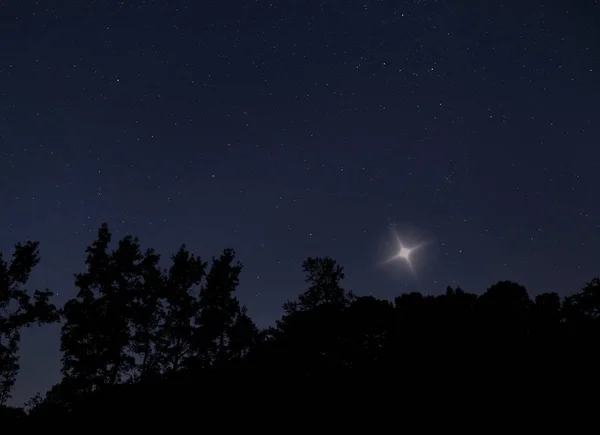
[2,223,600,423]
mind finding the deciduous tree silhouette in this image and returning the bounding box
[61,224,137,391]
[0,241,58,404]
[11,222,600,423]
[251,256,356,372]
[56,225,257,404]
[564,277,600,320]
[195,248,257,367]
[476,281,532,349]
[127,244,163,380]
[157,244,206,372]
[282,256,354,314]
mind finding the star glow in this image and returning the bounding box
[382,228,430,273]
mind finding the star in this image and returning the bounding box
[398,245,413,261]
[382,228,430,273]
[391,242,420,271]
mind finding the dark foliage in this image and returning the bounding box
[0,241,59,405]
[2,223,600,424]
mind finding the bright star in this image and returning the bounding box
[398,245,413,261]
[382,228,429,273]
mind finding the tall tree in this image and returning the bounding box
[61,224,140,391]
[128,247,163,380]
[195,248,255,366]
[157,245,206,372]
[0,241,58,405]
[269,257,355,372]
[283,256,354,314]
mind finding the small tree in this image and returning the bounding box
[283,257,354,314]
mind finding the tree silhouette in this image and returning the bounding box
[195,248,257,367]
[127,244,163,380]
[157,244,206,372]
[252,256,358,372]
[226,305,259,362]
[0,241,58,404]
[282,256,354,314]
[60,224,137,391]
[9,222,600,422]
[564,277,600,320]
[476,281,532,347]
[337,296,394,368]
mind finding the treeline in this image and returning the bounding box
[1,223,600,422]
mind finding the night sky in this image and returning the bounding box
[2,0,599,404]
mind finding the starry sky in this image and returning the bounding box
[2,0,599,404]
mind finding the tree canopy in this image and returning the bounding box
[2,223,600,424]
